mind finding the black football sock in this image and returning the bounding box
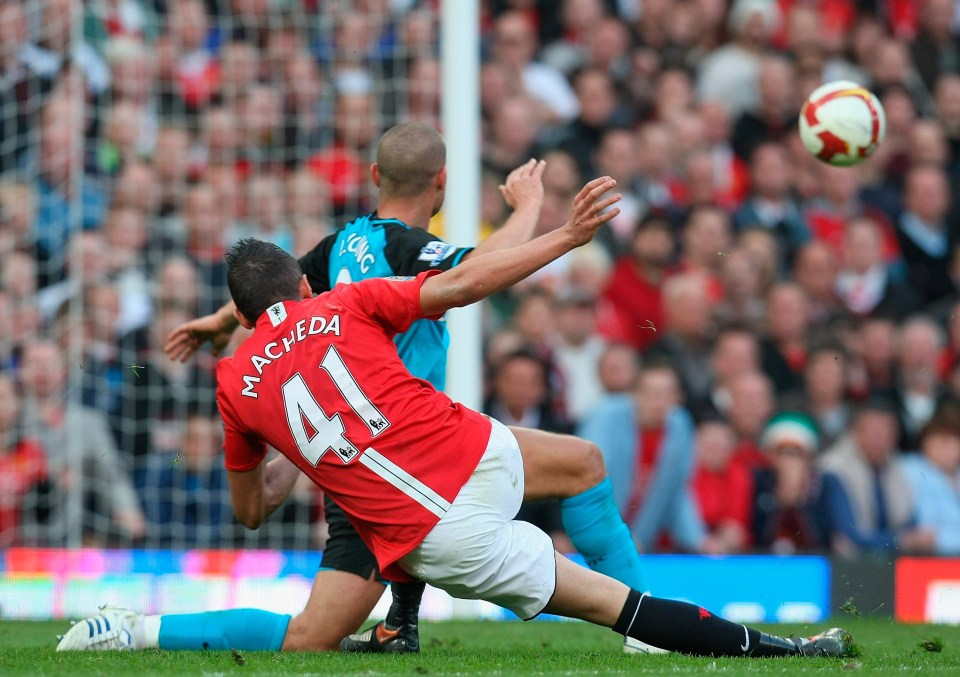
[385,581,426,629]
[613,590,800,657]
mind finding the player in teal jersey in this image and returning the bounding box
[62,123,655,655]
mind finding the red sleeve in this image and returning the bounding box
[342,270,443,335]
[216,360,268,472]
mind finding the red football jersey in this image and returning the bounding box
[217,272,492,580]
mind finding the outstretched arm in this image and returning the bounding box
[466,158,546,259]
[420,176,620,317]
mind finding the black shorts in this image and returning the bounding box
[319,494,384,581]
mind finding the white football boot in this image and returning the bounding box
[56,606,144,651]
[623,635,671,654]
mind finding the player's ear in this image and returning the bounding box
[299,274,312,299]
[371,162,381,187]
[436,165,447,189]
[233,306,254,330]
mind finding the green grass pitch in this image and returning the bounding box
[0,618,957,675]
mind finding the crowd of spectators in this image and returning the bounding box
[0,0,959,558]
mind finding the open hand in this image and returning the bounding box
[561,176,621,247]
[499,158,546,210]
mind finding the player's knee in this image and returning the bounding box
[571,440,606,494]
[281,615,343,652]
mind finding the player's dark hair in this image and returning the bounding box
[376,122,446,198]
[226,238,303,322]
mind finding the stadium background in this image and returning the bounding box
[0,0,958,625]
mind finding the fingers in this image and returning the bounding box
[592,191,623,215]
[532,159,546,179]
[574,176,616,206]
[507,158,540,183]
[164,331,199,363]
[592,203,622,226]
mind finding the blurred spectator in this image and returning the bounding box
[182,184,231,316]
[139,410,233,548]
[34,94,110,270]
[647,273,714,404]
[783,340,852,450]
[733,142,810,269]
[0,181,45,279]
[232,175,293,252]
[731,55,799,161]
[0,372,50,546]
[484,348,570,549]
[0,0,36,175]
[406,55,441,128]
[892,316,946,450]
[909,0,960,92]
[154,256,200,316]
[895,164,956,304]
[551,289,606,425]
[485,348,568,433]
[484,96,540,178]
[634,123,680,212]
[156,0,219,113]
[870,39,936,117]
[578,359,702,552]
[37,230,111,324]
[935,74,960,178]
[851,315,898,396]
[76,281,125,418]
[218,40,261,104]
[113,162,161,222]
[679,207,731,298]
[697,0,780,118]
[835,216,918,320]
[819,398,931,556]
[236,84,285,172]
[792,240,840,324]
[597,342,639,395]
[307,92,376,214]
[488,10,579,124]
[737,228,779,293]
[901,400,960,555]
[153,125,193,219]
[752,412,830,554]
[696,326,760,419]
[714,247,766,331]
[760,282,810,396]
[18,340,145,544]
[691,417,752,554]
[103,206,153,334]
[804,162,897,255]
[22,0,111,97]
[728,370,776,472]
[597,214,671,352]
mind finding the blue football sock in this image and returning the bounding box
[158,609,291,651]
[560,478,647,592]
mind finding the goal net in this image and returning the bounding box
[2,0,439,551]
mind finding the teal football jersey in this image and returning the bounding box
[298,213,472,389]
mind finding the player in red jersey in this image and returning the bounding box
[212,181,849,657]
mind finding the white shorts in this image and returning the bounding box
[399,418,557,619]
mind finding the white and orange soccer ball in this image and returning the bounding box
[798,81,886,167]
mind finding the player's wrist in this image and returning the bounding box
[219,306,240,331]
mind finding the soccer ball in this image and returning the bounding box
[798,81,886,167]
